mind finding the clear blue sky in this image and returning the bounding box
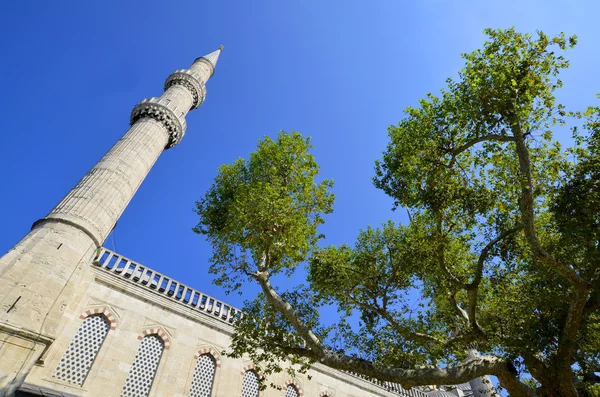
[1,1,599,312]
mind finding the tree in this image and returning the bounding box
[194,29,600,397]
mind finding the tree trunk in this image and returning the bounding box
[535,371,579,397]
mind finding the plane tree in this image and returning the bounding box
[194,29,600,397]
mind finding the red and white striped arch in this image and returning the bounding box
[137,327,171,350]
[194,346,222,368]
[240,363,263,377]
[79,306,118,330]
[283,379,303,396]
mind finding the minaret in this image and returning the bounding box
[0,48,222,395]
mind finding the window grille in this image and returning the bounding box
[189,354,217,397]
[53,315,110,385]
[285,385,299,397]
[120,335,164,397]
[241,370,260,397]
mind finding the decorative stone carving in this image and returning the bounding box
[130,97,187,149]
[240,363,262,377]
[286,385,300,397]
[165,69,207,109]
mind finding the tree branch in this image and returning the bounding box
[448,292,470,323]
[509,113,591,377]
[253,269,326,356]
[434,210,466,289]
[449,134,515,157]
[346,294,445,345]
[274,343,534,396]
[510,117,589,290]
[252,263,535,396]
[466,224,523,332]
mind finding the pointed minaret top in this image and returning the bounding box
[196,46,223,77]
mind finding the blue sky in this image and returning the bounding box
[1,1,599,317]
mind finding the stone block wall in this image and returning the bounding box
[20,248,422,397]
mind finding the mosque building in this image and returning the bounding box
[0,47,486,397]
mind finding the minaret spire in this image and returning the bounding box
[0,49,223,395]
[193,46,223,77]
[46,47,223,243]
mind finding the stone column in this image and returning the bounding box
[0,48,222,396]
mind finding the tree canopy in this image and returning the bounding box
[194,28,600,397]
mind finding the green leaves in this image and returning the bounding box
[194,28,600,394]
[371,27,600,390]
[194,131,334,292]
[551,109,600,278]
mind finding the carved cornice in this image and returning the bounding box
[164,69,206,109]
[130,97,187,149]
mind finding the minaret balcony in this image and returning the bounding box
[130,97,188,148]
[164,69,207,109]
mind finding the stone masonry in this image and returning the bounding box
[17,248,426,397]
[0,48,222,396]
[0,48,481,397]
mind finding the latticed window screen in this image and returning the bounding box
[240,370,260,397]
[285,385,299,397]
[53,315,110,385]
[189,354,217,397]
[120,335,164,397]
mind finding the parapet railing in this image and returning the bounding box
[93,247,240,325]
[343,371,427,397]
[93,248,429,397]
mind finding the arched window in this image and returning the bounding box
[285,384,299,397]
[120,334,164,397]
[189,354,217,397]
[53,314,110,385]
[241,370,260,397]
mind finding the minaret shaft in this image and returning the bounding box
[42,53,218,244]
[45,117,169,244]
[0,48,221,396]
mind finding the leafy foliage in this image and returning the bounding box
[194,131,334,292]
[195,29,600,397]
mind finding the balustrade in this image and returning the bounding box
[94,248,239,324]
[93,248,428,397]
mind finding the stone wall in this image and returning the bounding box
[21,248,424,397]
